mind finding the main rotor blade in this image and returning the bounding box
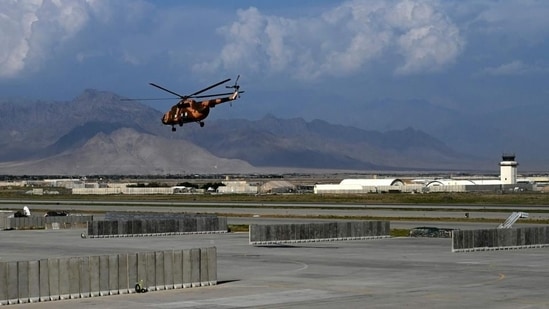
[189,78,231,98]
[193,92,234,99]
[149,83,186,98]
[193,90,245,99]
[121,97,178,101]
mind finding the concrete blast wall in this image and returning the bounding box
[452,226,549,252]
[0,247,216,305]
[0,211,14,230]
[87,217,228,238]
[9,216,93,230]
[250,221,390,245]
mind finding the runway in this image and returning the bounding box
[2,199,548,224]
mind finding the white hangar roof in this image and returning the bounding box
[340,179,405,186]
[426,179,503,187]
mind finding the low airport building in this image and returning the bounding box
[314,154,541,194]
[0,181,27,187]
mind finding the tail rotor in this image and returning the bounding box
[226,75,244,106]
[226,75,241,92]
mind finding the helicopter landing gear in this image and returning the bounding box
[199,121,205,127]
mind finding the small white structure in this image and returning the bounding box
[217,181,258,194]
[43,179,83,188]
[500,154,518,185]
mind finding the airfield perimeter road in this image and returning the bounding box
[2,198,549,308]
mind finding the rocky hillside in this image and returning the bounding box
[0,89,487,175]
[0,128,255,175]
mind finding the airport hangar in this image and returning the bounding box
[313,154,546,194]
[3,154,548,195]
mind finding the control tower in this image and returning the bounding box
[500,153,518,185]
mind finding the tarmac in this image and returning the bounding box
[3,227,549,308]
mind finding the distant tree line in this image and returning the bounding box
[176,182,225,190]
[124,181,225,190]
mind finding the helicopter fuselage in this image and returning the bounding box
[161,94,237,130]
[161,99,210,126]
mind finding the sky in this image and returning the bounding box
[1,0,548,128]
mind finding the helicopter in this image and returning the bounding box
[148,76,243,131]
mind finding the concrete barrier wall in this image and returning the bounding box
[0,247,216,305]
[123,187,174,195]
[72,188,174,195]
[0,211,14,230]
[72,188,122,195]
[249,221,390,245]
[86,217,228,238]
[452,226,549,252]
[8,216,93,230]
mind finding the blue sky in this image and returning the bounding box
[1,0,548,129]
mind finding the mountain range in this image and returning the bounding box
[0,89,509,175]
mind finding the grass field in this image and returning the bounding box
[2,188,549,205]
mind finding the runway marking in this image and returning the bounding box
[456,261,484,265]
[153,289,337,308]
[461,272,505,288]
[456,261,506,286]
[281,261,309,273]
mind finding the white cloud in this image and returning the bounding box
[480,60,548,76]
[195,0,465,80]
[5,0,547,86]
[0,0,94,78]
[0,0,155,79]
[0,1,39,77]
[388,1,464,75]
[471,0,549,42]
